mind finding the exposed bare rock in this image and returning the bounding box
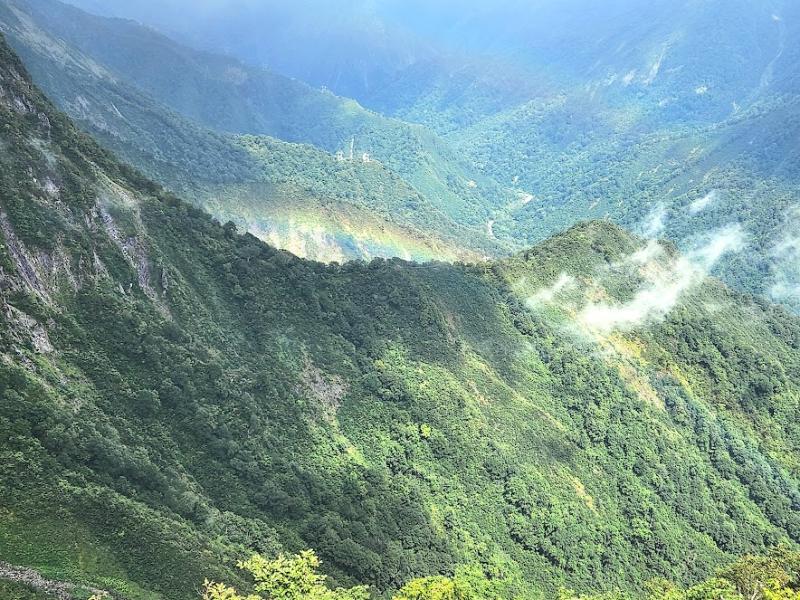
[0,211,51,302]
[92,249,108,278]
[124,236,155,295]
[98,205,122,242]
[41,176,60,198]
[50,241,78,292]
[160,265,170,291]
[98,205,170,317]
[4,303,53,353]
[0,560,113,599]
[66,93,111,133]
[99,208,150,292]
[0,64,40,116]
[297,358,347,423]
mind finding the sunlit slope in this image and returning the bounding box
[459,92,800,304]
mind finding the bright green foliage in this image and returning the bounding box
[242,552,328,600]
[203,552,516,600]
[239,551,369,600]
[203,582,254,600]
[648,549,800,600]
[392,577,462,600]
[202,551,368,600]
[391,565,520,600]
[198,548,800,600]
[559,590,631,600]
[563,549,800,600]
[392,574,504,600]
[714,549,800,600]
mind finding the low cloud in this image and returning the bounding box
[622,69,637,86]
[642,46,668,86]
[527,224,745,334]
[629,240,663,265]
[641,204,667,238]
[769,210,800,308]
[580,224,744,332]
[527,273,576,307]
[689,190,717,215]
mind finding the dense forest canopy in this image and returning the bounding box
[1,0,800,598]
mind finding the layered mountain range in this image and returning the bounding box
[2,1,800,599]
[5,0,800,309]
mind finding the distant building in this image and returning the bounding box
[335,138,372,164]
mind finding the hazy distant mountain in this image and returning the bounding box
[61,0,798,122]
[0,0,509,262]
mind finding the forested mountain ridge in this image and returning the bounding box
[2,32,800,599]
[66,0,798,131]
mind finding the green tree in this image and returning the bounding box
[644,549,800,600]
[202,550,369,600]
[392,567,517,600]
[392,576,464,600]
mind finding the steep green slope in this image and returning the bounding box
[2,33,800,600]
[426,0,800,306]
[0,0,495,263]
[457,92,800,302]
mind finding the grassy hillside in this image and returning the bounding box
[1,32,800,599]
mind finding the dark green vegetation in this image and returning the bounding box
[2,32,800,599]
[0,581,50,600]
